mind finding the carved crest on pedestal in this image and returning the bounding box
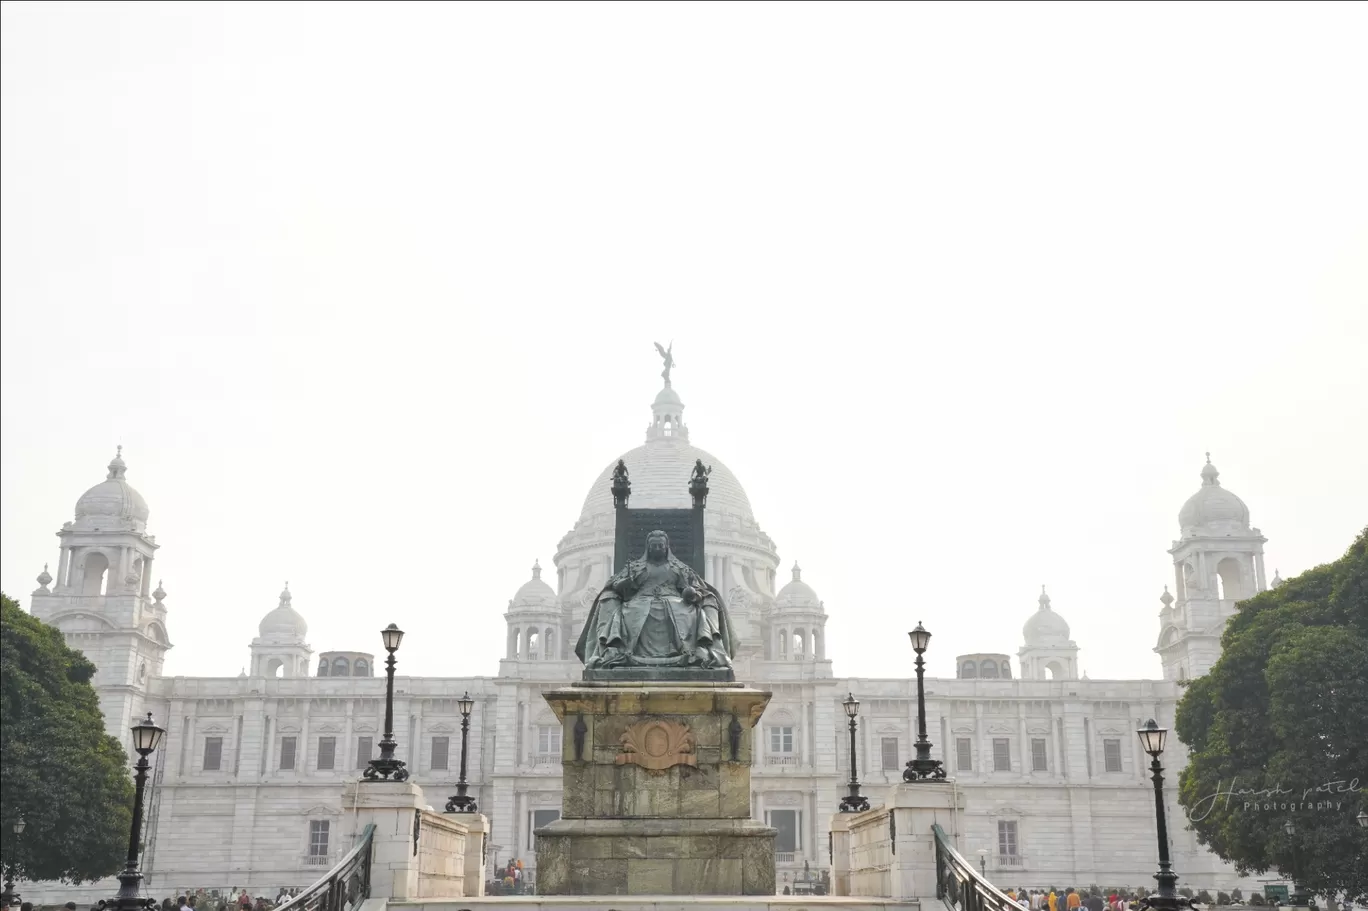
[616,719,697,771]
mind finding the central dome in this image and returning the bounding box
[75,448,149,528]
[580,438,754,521]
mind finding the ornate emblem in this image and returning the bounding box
[616,719,697,771]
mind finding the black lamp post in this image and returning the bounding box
[364,623,409,782]
[903,622,946,782]
[1358,809,1368,829]
[1283,821,1307,906]
[103,712,166,911]
[1137,719,1193,911]
[445,691,478,813]
[838,693,869,812]
[977,848,988,878]
[2,814,25,907]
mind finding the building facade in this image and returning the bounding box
[24,375,1269,898]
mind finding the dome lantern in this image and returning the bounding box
[1178,453,1251,532]
[74,446,150,530]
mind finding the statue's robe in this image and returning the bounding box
[575,552,733,669]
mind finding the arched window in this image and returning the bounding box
[266,658,284,678]
[545,628,556,661]
[1045,661,1063,680]
[793,632,805,657]
[778,629,788,656]
[353,658,369,677]
[812,628,822,660]
[528,630,540,660]
[318,658,330,677]
[980,660,999,679]
[332,657,351,677]
[1216,558,1243,601]
[1000,661,1011,679]
[510,627,521,659]
[82,552,110,596]
[961,662,978,678]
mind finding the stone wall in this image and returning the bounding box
[847,806,893,897]
[416,810,467,899]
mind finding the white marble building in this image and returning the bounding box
[24,376,1271,898]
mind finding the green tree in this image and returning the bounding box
[1,593,134,883]
[1176,529,1368,900]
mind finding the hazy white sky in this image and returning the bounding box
[2,1,1365,684]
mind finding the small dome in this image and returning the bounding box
[259,583,308,639]
[75,447,150,528]
[653,383,684,409]
[510,561,557,610]
[1178,454,1250,532]
[1023,586,1071,645]
[776,562,820,610]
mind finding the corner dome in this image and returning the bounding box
[775,563,820,610]
[1178,454,1250,532]
[75,448,150,528]
[259,584,308,639]
[510,561,557,610]
[1023,587,1071,645]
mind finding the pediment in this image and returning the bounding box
[277,724,301,734]
[951,725,975,735]
[766,792,802,806]
[201,724,230,734]
[875,724,902,735]
[987,724,1014,734]
[315,723,342,734]
[1026,726,1050,735]
[354,722,377,734]
[991,806,1025,818]
[302,804,341,817]
[428,723,455,734]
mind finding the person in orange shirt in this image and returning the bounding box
[1068,891,1082,911]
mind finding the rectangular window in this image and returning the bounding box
[528,809,560,849]
[431,736,450,771]
[1103,738,1123,773]
[766,809,801,853]
[356,736,373,769]
[770,726,794,753]
[880,737,900,771]
[279,736,297,771]
[308,820,330,858]
[536,725,562,757]
[317,736,336,771]
[203,736,222,771]
[993,738,1011,772]
[1031,738,1048,772]
[956,738,972,772]
[997,819,1019,862]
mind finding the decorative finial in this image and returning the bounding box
[1159,586,1174,608]
[1200,454,1220,486]
[654,340,675,386]
[532,560,542,580]
[1038,586,1051,609]
[153,579,166,602]
[107,445,128,480]
[792,562,802,581]
[1271,569,1283,588]
[279,582,292,603]
[35,563,53,593]
[1205,451,1210,464]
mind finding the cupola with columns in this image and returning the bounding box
[504,560,564,662]
[1018,586,1079,680]
[766,562,827,661]
[30,448,172,752]
[249,583,313,677]
[1156,454,1269,681]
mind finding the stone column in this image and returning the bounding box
[459,813,489,897]
[343,701,355,771]
[342,779,427,900]
[141,555,153,597]
[56,546,71,592]
[830,812,853,896]
[1017,703,1030,779]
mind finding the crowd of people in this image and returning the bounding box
[999,888,1148,911]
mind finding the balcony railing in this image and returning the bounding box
[775,852,797,864]
[997,853,1024,867]
[766,755,798,766]
[301,853,334,867]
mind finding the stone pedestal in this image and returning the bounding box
[456,813,489,897]
[840,781,965,902]
[342,780,427,901]
[534,682,776,896]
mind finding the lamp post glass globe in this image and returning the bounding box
[1358,809,1368,828]
[1284,820,1295,836]
[381,623,405,652]
[908,622,931,653]
[843,693,860,718]
[13,815,24,835]
[130,712,166,756]
[1138,719,1167,757]
[457,691,474,717]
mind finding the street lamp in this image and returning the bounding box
[103,712,166,911]
[2,814,25,907]
[903,622,946,782]
[1358,809,1368,829]
[1136,719,1192,911]
[445,691,478,813]
[364,623,409,782]
[977,848,988,878]
[837,693,869,812]
[1283,821,1307,906]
